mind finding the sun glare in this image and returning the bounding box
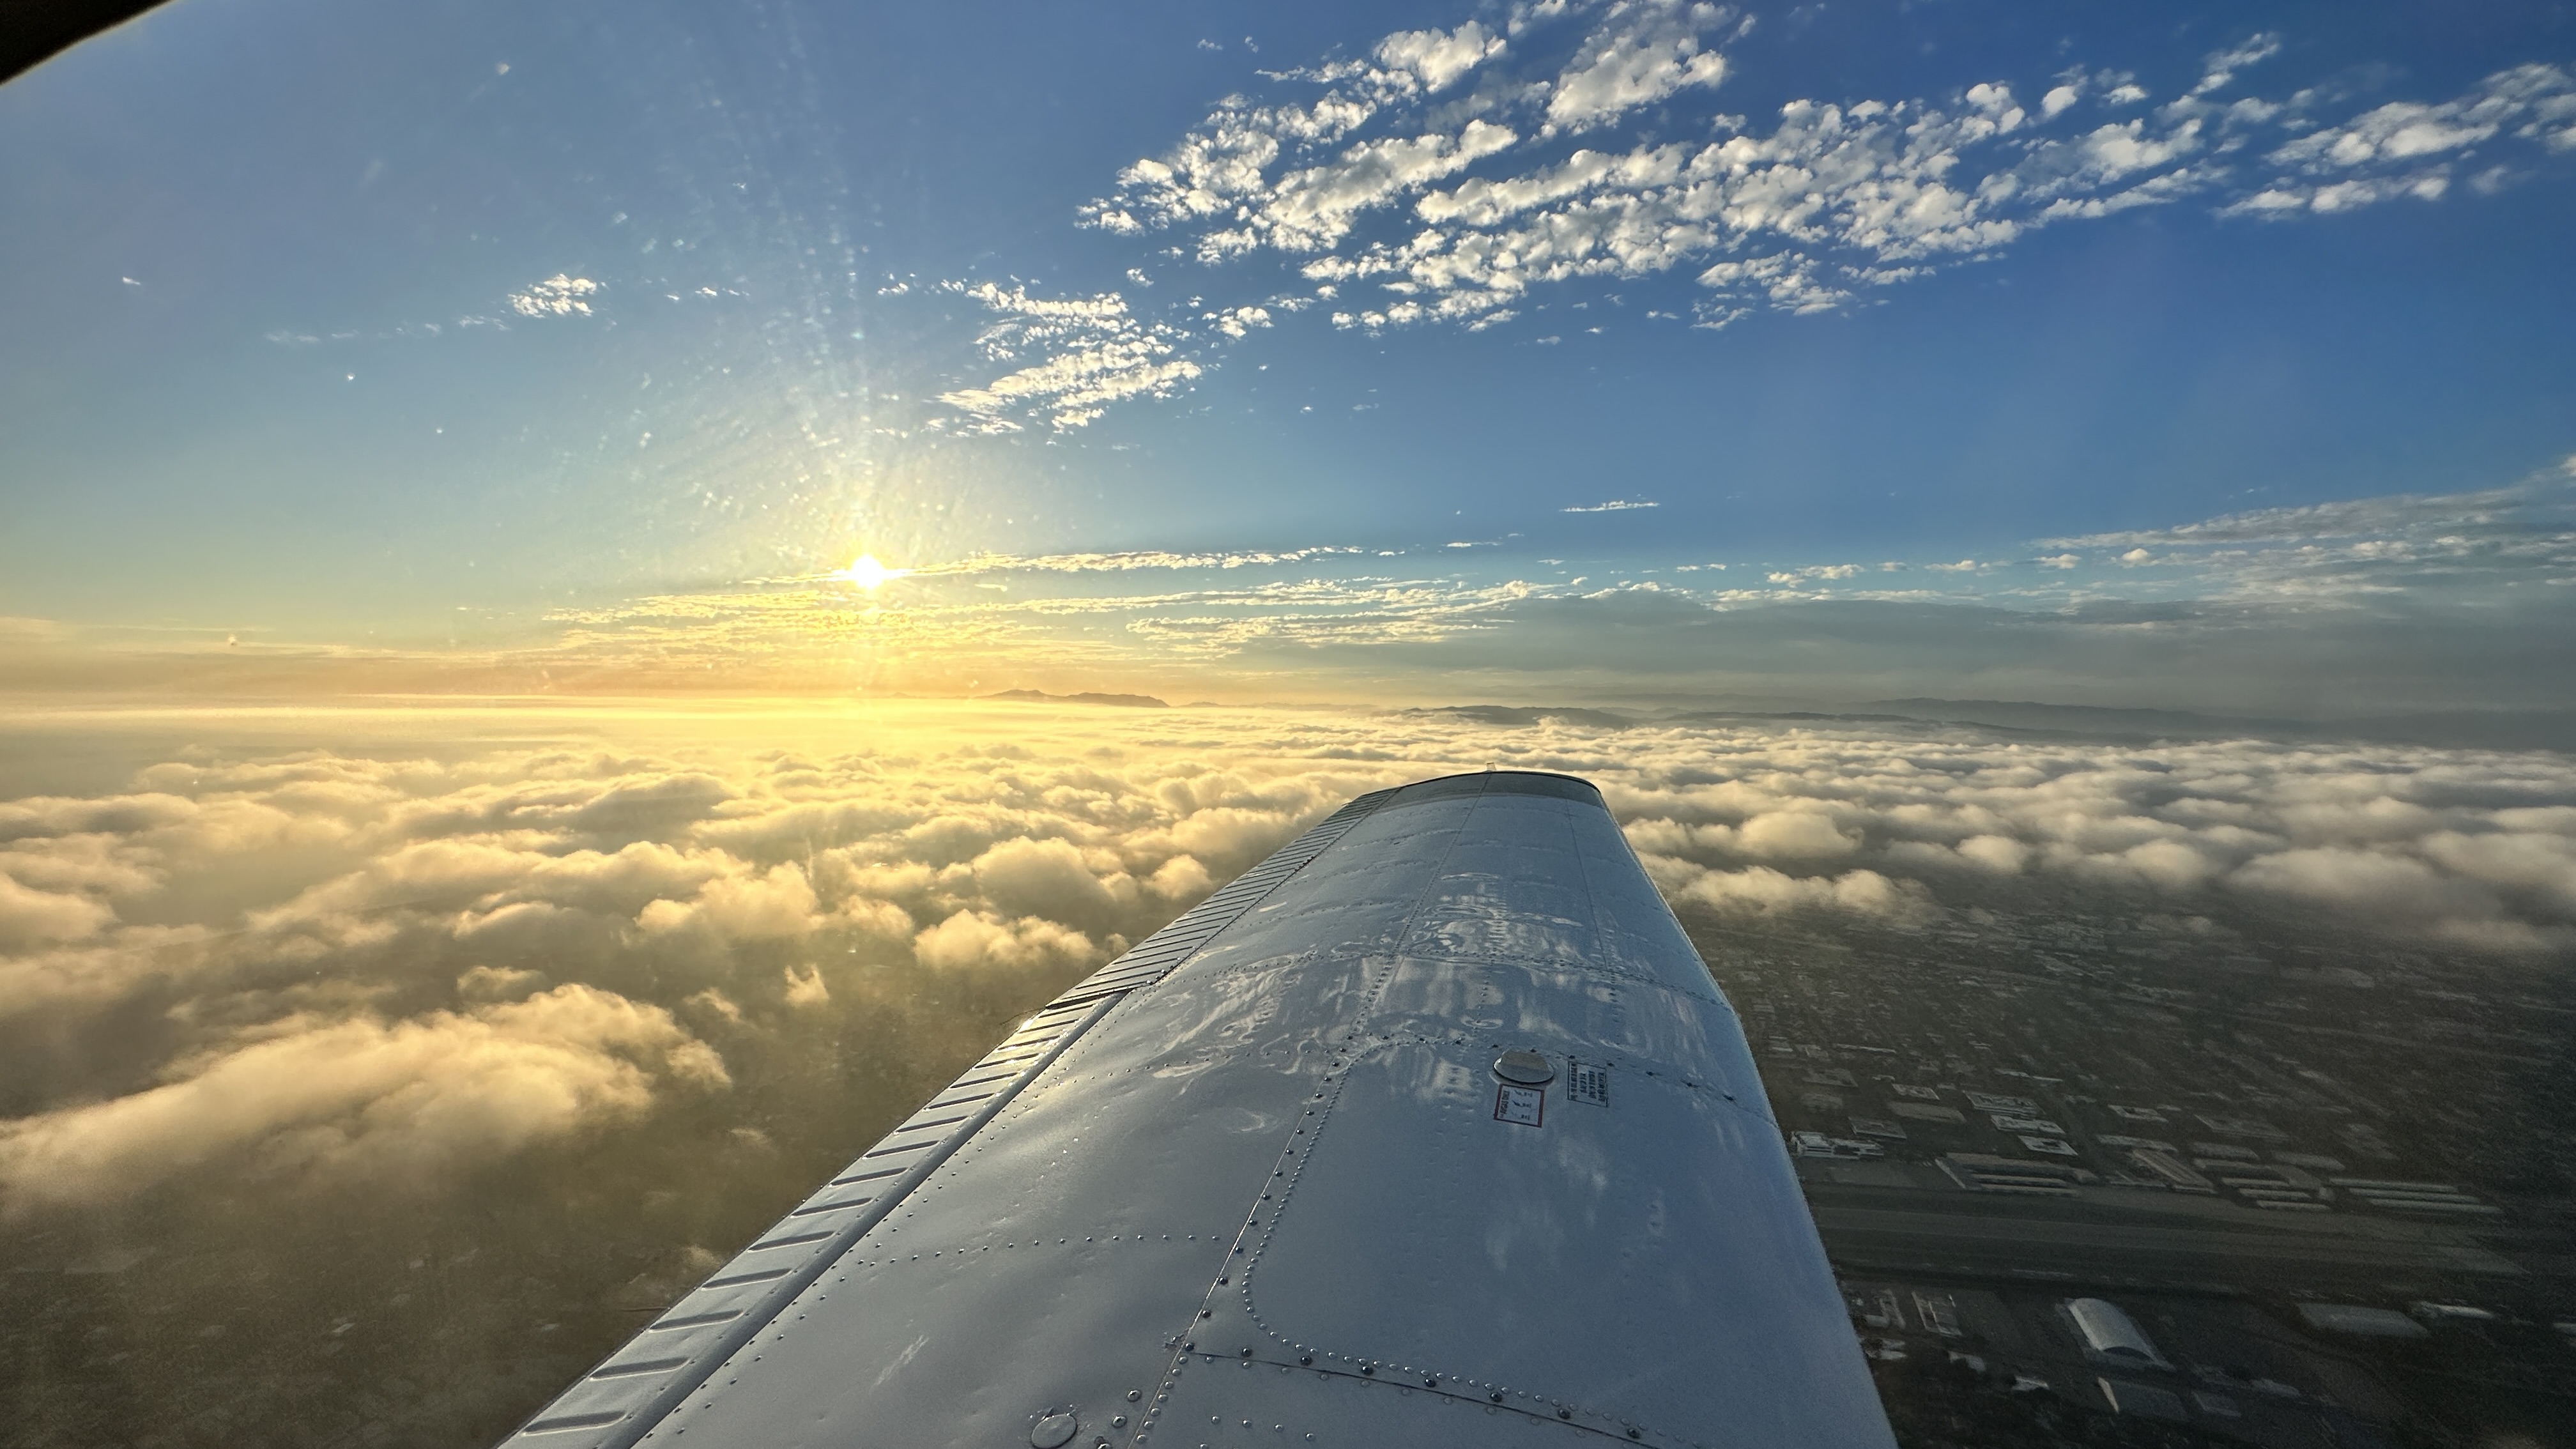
[836,553,908,590]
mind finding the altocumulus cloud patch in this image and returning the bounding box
[923,0,2576,430]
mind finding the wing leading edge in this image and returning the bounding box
[501,770,1894,1449]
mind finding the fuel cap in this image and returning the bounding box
[1030,1409,1079,1448]
[1492,1050,1554,1085]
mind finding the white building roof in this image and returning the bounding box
[2066,1298,2170,1368]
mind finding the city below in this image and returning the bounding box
[1703,900,2574,1447]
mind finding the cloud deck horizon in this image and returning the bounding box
[2,702,2571,1218]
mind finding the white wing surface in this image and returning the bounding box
[500,770,1895,1449]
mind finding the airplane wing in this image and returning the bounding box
[500,769,1895,1449]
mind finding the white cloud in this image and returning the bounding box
[0,985,724,1213]
[2232,63,2576,218]
[1544,1,1733,132]
[4,698,2575,1216]
[946,13,2576,430]
[1375,21,1506,94]
[1563,498,1659,512]
[506,274,599,318]
[934,283,1200,431]
[0,871,114,946]
[1260,119,1519,252]
[2189,33,2281,97]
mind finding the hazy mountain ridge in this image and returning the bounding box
[1415,699,2576,753]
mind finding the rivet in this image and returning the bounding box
[1361,1366,1374,1377]
[1298,1355,1312,1366]
[1489,1392,1503,1404]
[1423,1377,1438,1388]
[1216,1277,1228,1285]
[1240,1347,1252,1358]
[1184,1341,1195,1351]
[1113,1416,1128,1429]
[1558,1409,1572,1420]
[1199,1309,1211,1318]
[1627,1432,1641,1441]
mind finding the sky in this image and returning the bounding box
[4,0,2576,712]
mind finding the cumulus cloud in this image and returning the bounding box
[934,282,1201,432]
[1609,722,2576,951]
[1543,1,1733,133]
[4,697,2573,1220]
[1376,20,1506,94]
[507,274,599,318]
[0,985,723,1214]
[2231,63,2576,218]
[928,5,2576,429]
[0,871,116,946]
[0,719,1411,1211]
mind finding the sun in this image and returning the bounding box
[834,553,908,590]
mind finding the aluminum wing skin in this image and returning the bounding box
[502,770,1894,1449]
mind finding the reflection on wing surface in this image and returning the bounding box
[501,770,1893,1449]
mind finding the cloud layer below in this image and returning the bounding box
[2,700,2570,1217]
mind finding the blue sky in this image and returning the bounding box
[3,0,2573,711]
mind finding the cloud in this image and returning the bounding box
[638,862,822,940]
[506,275,599,318]
[1544,1,1733,133]
[934,283,1201,431]
[0,985,723,1214]
[2189,33,2281,98]
[0,723,1405,1209]
[930,8,2576,429]
[1376,20,1507,94]
[1563,499,1659,512]
[1,698,2572,1213]
[0,872,116,946]
[2227,64,2576,218]
[911,909,1101,972]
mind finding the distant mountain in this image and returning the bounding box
[1409,704,1640,730]
[1860,699,2576,751]
[1857,698,2307,740]
[981,689,1169,709]
[1411,696,2576,753]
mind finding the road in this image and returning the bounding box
[1805,1188,2529,1291]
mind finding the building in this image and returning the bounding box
[2065,1298,2172,1370]
[1938,1153,2096,1195]
[2295,1303,2429,1340]
[2097,1379,2189,1421]
[2124,1147,2214,1193]
[1791,1130,1884,1160]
